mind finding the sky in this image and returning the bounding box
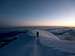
[1,0,75,27]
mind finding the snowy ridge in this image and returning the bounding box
[29,29,59,40]
[0,29,75,56]
[30,29,75,53]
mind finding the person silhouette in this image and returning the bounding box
[36,32,39,37]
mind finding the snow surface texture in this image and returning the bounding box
[30,29,75,53]
[0,29,75,56]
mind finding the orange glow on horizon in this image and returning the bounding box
[16,18,75,27]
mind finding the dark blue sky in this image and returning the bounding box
[1,0,75,27]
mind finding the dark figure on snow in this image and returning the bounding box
[36,32,39,37]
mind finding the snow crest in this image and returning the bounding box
[30,29,75,53]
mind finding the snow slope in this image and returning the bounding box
[0,29,75,56]
[30,29,75,53]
